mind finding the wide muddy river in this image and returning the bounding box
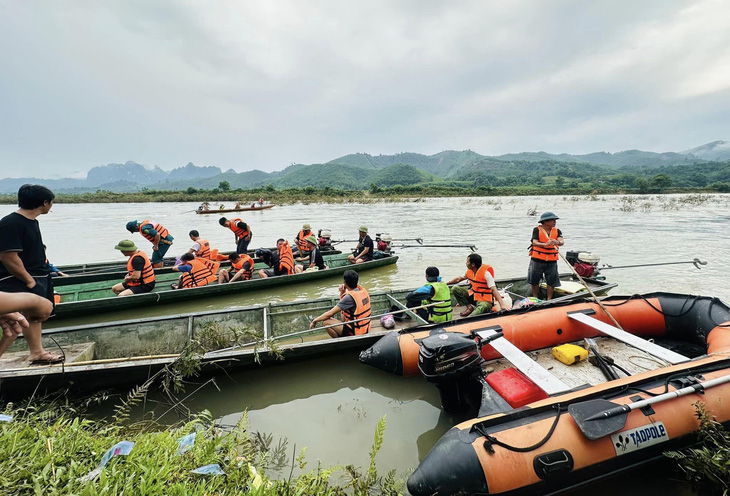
[2,193,726,494]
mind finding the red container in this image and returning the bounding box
[485,367,548,408]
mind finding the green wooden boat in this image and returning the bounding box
[0,274,616,399]
[53,254,399,318]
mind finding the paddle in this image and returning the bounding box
[569,373,730,440]
[600,258,708,270]
[394,243,478,252]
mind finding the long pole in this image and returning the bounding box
[599,258,707,270]
[558,251,624,331]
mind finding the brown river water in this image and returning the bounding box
[2,194,727,494]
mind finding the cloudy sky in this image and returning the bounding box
[1,0,728,178]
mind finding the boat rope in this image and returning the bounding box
[474,405,564,454]
[48,334,66,374]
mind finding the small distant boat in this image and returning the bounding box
[196,205,275,214]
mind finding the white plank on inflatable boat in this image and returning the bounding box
[476,329,571,395]
[567,312,688,364]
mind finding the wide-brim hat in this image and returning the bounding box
[358,225,368,233]
[539,212,559,223]
[115,239,138,251]
[125,221,138,233]
[302,223,312,230]
[306,235,318,245]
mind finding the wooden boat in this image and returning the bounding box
[196,205,275,214]
[54,245,342,280]
[52,254,398,318]
[0,274,615,399]
[359,293,730,496]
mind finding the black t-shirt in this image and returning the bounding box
[0,212,49,277]
[309,248,325,270]
[357,235,374,260]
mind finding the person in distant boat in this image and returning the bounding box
[293,223,314,260]
[219,217,252,254]
[258,197,264,206]
[112,239,156,297]
[235,201,242,209]
[126,219,174,268]
[348,226,374,264]
[309,270,371,338]
[303,236,326,271]
[447,253,510,317]
[0,184,62,364]
[219,204,225,210]
[406,266,453,323]
[528,212,564,300]
[187,230,216,260]
[218,252,254,283]
[258,239,299,278]
[251,202,256,208]
[170,253,219,289]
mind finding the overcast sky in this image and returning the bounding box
[1,0,728,178]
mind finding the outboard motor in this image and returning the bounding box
[318,229,333,251]
[375,233,393,254]
[418,332,484,412]
[565,250,601,278]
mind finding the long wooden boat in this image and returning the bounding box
[196,205,275,214]
[0,274,615,398]
[358,293,730,496]
[55,245,342,280]
[52,254,398,318]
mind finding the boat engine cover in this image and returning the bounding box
[418,332,482,381]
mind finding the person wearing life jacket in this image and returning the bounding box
[348,226,374,264]
[309,270,371,338]
[528,211,564,300]
[187,230,217,260]
[293,223,314,260]
[126,220,174,268]
[258,239,300,278]
[406,266,452,323]
[447,253,510,317]
[219,217,252,254]
[218,252,255,283]
[171,253,220,289]
[111,239,156,297]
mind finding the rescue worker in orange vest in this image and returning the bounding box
[171,253,220,289]
[447,253,510,317]
[218,252,255,283]
[126,220,174,268]
[293,223,314,261]
[528,212,564,300]
[112,239,156,297]
[309,270,371,338]
[219,217,252,254]
[258,239,301,278]
[187,230,217,260]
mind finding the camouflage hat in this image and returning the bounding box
[114,239,138,251]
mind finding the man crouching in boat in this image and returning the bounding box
[170,253,219,289]
[309,270,371,338]
[447,253,510,316]
[257,239,302,278]
[112,240,156,297]
[405,266,452,323]
[218,252,254,283]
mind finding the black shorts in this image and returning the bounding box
[122,281,156,294]
[0,274,55,309]
[341,323,355,337]
[527,259,561,287]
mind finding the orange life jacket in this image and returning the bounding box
[529,226,559,262]
[342,285,371,335]
[466,264,494,303]
[126,251,155,286]
[296,229,312,254]
[195,238,211,259]
[278,241,295,275]
[231,254,254,280]
[229,218,250,241]
[139,220,171,245]
[179,258,220,288]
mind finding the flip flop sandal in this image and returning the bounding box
[29,353,65,366]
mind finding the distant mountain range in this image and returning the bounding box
[1,141,728,193]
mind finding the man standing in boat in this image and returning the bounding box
[528,212,564,300]
[126,219,174,268]
[309,270,371,338]
[219,217,252,254]
[348,226,374,264]
[447,253,511,316]
[0,184,63,364]
[112,240,156,296]
[406,266,453,323]
[293,223,314,260]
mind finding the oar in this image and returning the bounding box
[394,244,478,252]
[600,258,708,270]
[569,372,730,440]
